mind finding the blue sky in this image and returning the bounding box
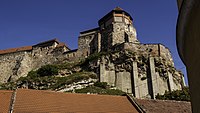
[0,0,187,85]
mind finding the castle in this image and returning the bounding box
[0,7,185,99]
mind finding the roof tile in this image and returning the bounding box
[0,46,32,55]
[0,90,13,113]
[13,89,138,113]
[136,99,192,113]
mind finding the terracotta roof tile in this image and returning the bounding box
[56,42,69,49]
[135,99,192,113]
[0,46,32,55]
[0,39,71,55]
[0,90,13,113]
[56,42,65,48]
[13,89,138,113]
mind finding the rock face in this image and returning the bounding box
[99,49,183,99]
[0,7,185,99]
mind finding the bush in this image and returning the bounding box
[0,82,16,90]
[79,52,108,66]
[88,73,97,79]
[75,86,125,96]
[14,71,96,90]
[57,62,79,69]
[27,70,39,78]
[156,87,190,101]
[94,82,107,89]
[37,65,58,77]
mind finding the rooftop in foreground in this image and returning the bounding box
[0,89,192,113]
[13,89,138,113]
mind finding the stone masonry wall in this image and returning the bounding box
[0,51,32,83]
[78,29,100,56]
[0,45,69,83]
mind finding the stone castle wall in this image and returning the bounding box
[78,28,101,57]
[0,51,32,83]
[0,43,71,83]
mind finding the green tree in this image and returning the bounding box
[37,65,58,77]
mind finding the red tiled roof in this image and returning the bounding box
[0,90,13,113]
[135,99,192,113]
[0,46,32,55]
[13,89,138,113]
[56,42,65,48]
[56,42,70,50]
[0,39,70,55]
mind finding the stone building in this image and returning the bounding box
[77,7,185,99]
[77,7,138,55]
[0,7,185,99]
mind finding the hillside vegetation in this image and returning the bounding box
[0,54,126,96]
[156,87,190,101]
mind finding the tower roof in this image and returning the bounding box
[114,7,123,11]
[98,7,133,25]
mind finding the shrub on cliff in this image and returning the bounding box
[15,71,96,90]
[156,86,190,101]
[79,52,108,66]
[37,65,58,77]
[75,86,125,96]
[94,82,107,89]
[27,70,39,78]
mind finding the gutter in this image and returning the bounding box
[126,94,146,113]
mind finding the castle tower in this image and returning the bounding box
[98,7,139,51]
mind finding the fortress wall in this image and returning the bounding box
[112,23,126,45]
[0,51,31,60]
[136,77,149,98]
[0,51,33,83]
[64,51,78,60]
[31,46,67,69]
[78,29,100,55]
[116,71,132,93]
[78,35,93,55]
[0,45,70,83]
[156,72,170,94]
